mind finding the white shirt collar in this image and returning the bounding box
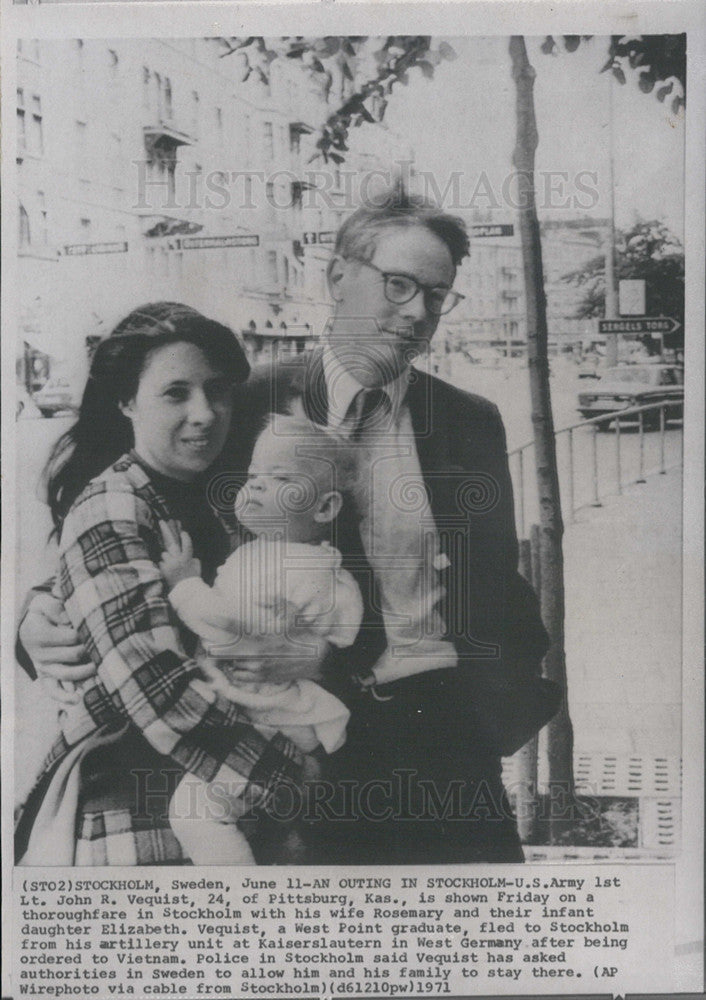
[322,344,410,430]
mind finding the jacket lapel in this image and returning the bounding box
[407,371,456,522]
[300,348,329,426]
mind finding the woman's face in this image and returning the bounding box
[121,341,234,481]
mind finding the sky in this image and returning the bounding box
[377,36,685,239]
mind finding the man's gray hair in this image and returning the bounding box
[334,181,470,268]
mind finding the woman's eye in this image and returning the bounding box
[165,387,188,401]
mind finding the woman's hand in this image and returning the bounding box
[19,593,95,704]
[159,524,201,589]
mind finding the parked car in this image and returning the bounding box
[32,378,78,417]
[577,363,684,429]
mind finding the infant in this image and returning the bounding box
[160,416,363,864]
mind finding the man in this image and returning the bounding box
[19,187,556,864]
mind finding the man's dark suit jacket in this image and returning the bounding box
[223,349,552,864]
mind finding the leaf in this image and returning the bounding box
[438,41,457,61]
[540,36,555,55]
[398,70,409,85]
[656,81,674,102]
[563,35,581,52]
[599,56,614,73]
[419,60,435,79]
[612,66,626,85]
[638,72,655,94]
[329,152,345,164]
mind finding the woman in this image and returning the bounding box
[15,302,301,866]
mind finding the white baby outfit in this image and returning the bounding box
[167,537,363,863]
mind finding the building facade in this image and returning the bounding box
[16,37,414,384]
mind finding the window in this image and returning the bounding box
[110,133,123,187]
[142,67,151,109]
[19,205,31,247]
[37,191,48,244]
[75,121,87,172]
[30,96,43,156]
[191,91,200,135]
[74,39,84,73]
[17,89,26,151]
[107,50,120,103]
[266,250,278,286]
[263,121,274,160]
[154,72,162,117]
[164,78,173,119]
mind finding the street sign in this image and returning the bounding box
[470,224,514,237]
[302,231,336,245]
[63,241,128,256]
[598,317,680,335]
[176,234,259,250]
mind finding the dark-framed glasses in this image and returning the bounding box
[349,257,465,316]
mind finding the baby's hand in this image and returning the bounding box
[159,524,201,589]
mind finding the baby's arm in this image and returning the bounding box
[159,527,241,645]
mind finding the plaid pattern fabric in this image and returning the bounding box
[19,454,301,865]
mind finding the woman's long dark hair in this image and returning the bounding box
[44,302,250,531]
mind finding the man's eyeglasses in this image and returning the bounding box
[347,257,465,316]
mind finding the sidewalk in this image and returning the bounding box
[563,467,682,760]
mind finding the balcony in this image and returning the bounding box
[143,119,195,155]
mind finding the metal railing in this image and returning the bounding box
[509,400,684,534]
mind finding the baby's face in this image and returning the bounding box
[236,427,328,540]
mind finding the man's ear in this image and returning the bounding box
[314,490,343,524]
[326,256,346,303]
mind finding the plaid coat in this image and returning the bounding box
[15,453,301,865]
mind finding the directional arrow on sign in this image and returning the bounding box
[598,316,681,335]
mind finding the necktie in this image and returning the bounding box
[350,388,392,440]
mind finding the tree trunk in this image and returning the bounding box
[509,36,575,839]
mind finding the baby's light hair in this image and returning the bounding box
[260,413,359,498]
